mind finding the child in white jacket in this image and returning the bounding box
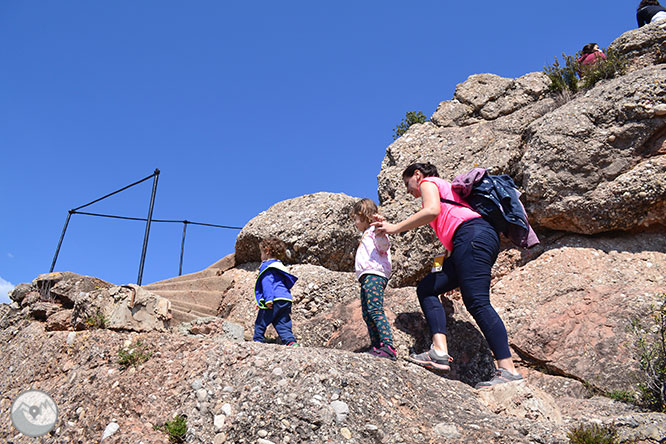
[351,198,395,360]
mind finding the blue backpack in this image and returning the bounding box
[440,169,539,248]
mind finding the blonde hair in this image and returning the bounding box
[352,198,378,224]
[259,236,286,260]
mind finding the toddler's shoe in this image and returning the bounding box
[368,343,397,361]
[407,346,453,374]
[286,341,300,347]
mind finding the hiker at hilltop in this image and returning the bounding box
[373,162,522,388]
[253,236,299,346]
[351,198,396,360]
[637,0,666,27]
[577,43,606,77]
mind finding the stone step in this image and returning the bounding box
[144,268,219,286]
[143,275,232,293]
[170,308,201,324]
[149,289,222,311]
[170,299,218,317]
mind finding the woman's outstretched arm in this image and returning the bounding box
[373,181,440,235]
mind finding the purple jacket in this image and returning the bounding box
[451,168,540,248]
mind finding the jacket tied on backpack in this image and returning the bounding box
[448,168,539,248]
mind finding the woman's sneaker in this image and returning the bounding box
[368,343,397,361]
[475,368,523,388]
[407,347,453,374]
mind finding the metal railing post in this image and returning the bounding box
[49,210,74,272]
[136,169,160,285]
[178,221,189,276]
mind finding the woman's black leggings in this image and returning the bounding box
[416,217,511,359]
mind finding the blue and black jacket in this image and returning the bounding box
[254,259,298,309]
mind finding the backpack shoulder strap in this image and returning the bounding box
[440,197,465,207]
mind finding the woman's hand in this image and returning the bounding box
[372,220,399,235]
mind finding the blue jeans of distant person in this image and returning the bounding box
[416,217,511,359]
[253,300,296,345]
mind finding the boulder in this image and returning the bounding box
[521,64,666,234]
[33,271,114,307]
[13,273,173,332]
[492,232,666,393]
[608,19,666,73]
[8,283,32,305]
[477,382,563,424]
[72,284,171,332]
[234,192,358,271]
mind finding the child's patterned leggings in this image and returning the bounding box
[359,274,393,347]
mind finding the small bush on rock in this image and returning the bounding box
[393,111,427,140]
[631,293,666,412]
[155,415,187,443]
[567,423,619,444]
[544,48,626,96]
[544,53,580,94]
[579,48,627,90]
[606,389,635,404]
[117,340,152,369]
[84,310,107,329]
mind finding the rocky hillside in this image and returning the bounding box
[2,22,666,443]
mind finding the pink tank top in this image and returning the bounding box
[421,177,481,251]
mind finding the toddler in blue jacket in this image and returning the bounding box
[253,236,299,346]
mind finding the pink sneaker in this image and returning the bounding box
[368,343,397,361]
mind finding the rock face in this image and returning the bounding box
[609,19,666,73]
[2,322,665,444]
[494,232,666,393]
[521,64,666,233]
[234,192,359,272]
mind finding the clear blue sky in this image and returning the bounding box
[1,2,635,303]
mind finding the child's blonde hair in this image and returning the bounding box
[259,236,286,261]
[352,198,378,224]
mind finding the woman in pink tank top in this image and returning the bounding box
[374,162,522,388]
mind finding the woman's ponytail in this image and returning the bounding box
[402,162,440,179]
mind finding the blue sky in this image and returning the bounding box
[1,2,635,303]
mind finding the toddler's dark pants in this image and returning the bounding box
[253,300,296,345]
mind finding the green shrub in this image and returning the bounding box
[544,47,627,96]
[567,423,619,444]
[393,111,427,140]
[606,389,634,403]
[631,293,666,412]
[544,52,580,94]
[155,415,187,443]
[580,48,627,90]
[84,310,107,329]
[117,340,152,369]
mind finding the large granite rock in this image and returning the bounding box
[609,19,666,73]
[234,192,358,271]
[493,232,666,393]
[521,64,666,233]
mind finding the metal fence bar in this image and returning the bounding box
[137,169,160,286]
[179,221,188,276]
[49,211,73,272]
[72,171,157,212]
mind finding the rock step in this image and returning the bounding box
[170,308,201,324]
[149,289,222,311]
[144,268,219,286]
[170,300,218,317]
[143,275,232,293]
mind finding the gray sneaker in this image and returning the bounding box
[406,347,453,374]
[475,368,523,388]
